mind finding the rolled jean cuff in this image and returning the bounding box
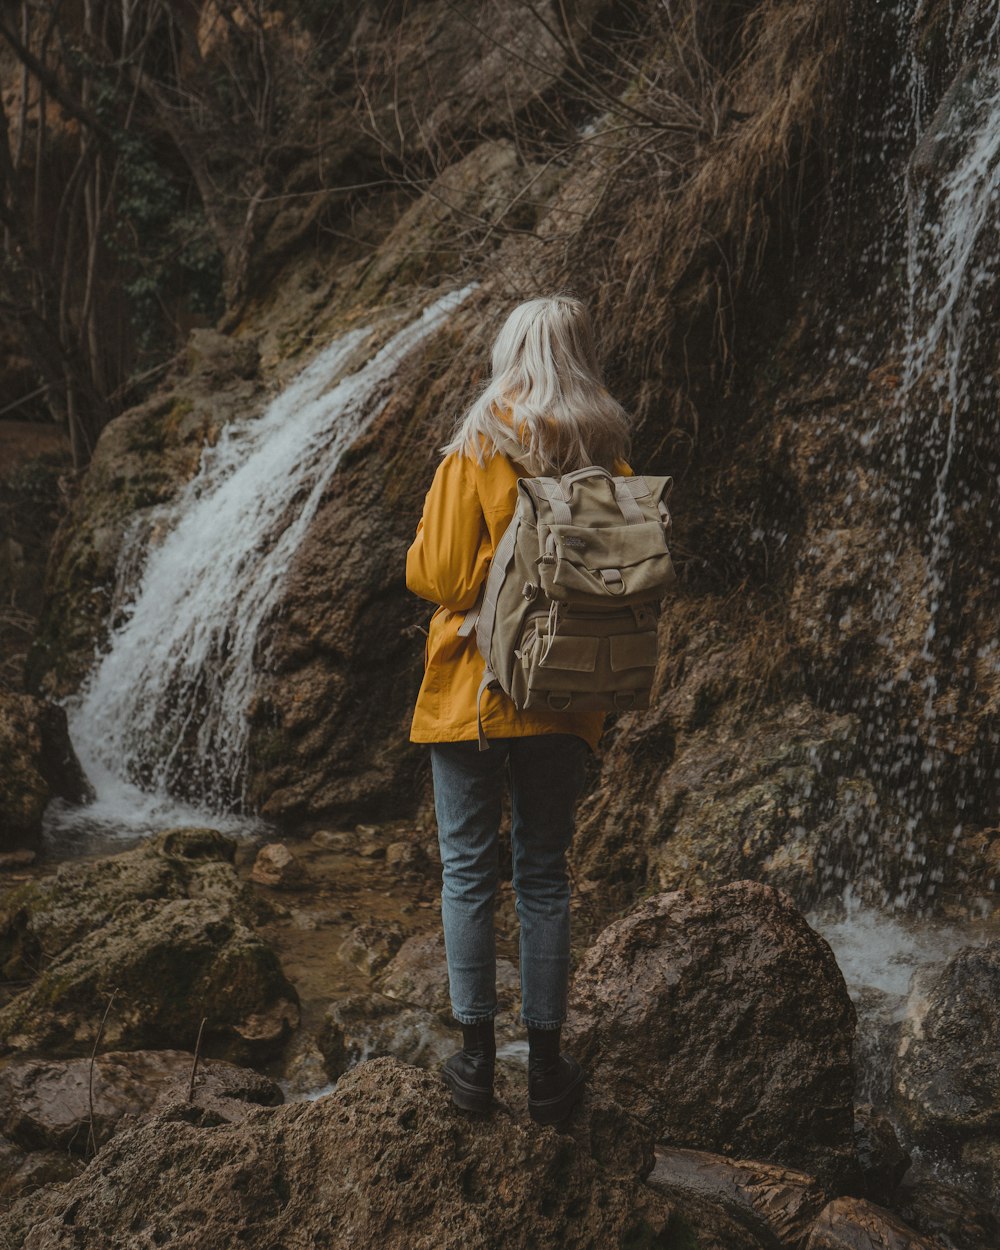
[521,1015,563,1030]
[453,1008,498,1026]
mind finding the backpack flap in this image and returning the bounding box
[538,519,674,604]
[526,472,677,606]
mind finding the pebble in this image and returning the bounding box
[251,842,309,888]
[311,830,353,851]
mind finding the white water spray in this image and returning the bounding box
[49,286,476,843]
[902,65,1000,673]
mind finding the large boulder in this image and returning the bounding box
[6,1057,678,1250]
[892,939,1000,1206]
[0,691,92,849]
[567,881,857,1186]
[0,896,300,1063]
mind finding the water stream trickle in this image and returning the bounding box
[45,285,476,851]
[807,7,1000,1129]
[810,8,1000,915]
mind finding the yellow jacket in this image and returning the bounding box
[406,448,631,750]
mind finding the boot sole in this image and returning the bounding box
[442,1065,494,1113]
[528,1066,586,1125]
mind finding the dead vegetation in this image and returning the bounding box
[550,0,844,427]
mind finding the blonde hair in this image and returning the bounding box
[441,295,631,476]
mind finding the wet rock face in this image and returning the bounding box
[567,881,857,1187]
[647,1145,830,1249]
[803,1196,946,1250]
[0,692,92,848]
[0,1050,282,1155]
[852,1105,910,1206]
[25,344,264,700]
[892,939,1000,1205]
[6,1057,675,1250]
[243,358,457,825]
[892,1170,1000,1250]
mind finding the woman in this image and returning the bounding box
[405,294,632,1125]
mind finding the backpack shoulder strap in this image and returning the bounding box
[610,476,645,525]
[523,477,572,525]
[471,512,522,656]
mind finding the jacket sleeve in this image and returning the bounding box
[405,452,492,612]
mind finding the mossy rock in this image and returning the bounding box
[0,896,299,1063]
[0,827,276,981]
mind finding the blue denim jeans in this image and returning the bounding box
[430,733,589,1030]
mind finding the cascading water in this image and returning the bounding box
[806,1,1000,1130]
[893,60,1000,880]
[809,3,1000,914]
[44,285,476,849]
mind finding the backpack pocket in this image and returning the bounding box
[609,631,658,672]
[538,521,675,604]
[514,609,658,712]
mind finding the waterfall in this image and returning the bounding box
[811,10,1000,911]
[46,285,476,845]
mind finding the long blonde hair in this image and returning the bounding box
[441,295,631,475]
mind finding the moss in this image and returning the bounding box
[124,412,167,455]
[162,397,204,445]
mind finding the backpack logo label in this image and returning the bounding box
[563,536,586,548]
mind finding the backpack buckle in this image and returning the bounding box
[599,568,625,594]
[522,581,538,602]
[613,692,637,710]
[547,693,572,710]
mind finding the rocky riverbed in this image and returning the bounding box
[1,825,997,1249]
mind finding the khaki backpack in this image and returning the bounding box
[459,466,676,749]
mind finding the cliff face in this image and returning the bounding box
[17,0,1000,913]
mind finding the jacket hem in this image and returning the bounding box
[410,724,600,751]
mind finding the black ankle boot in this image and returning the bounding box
[527,1026,585,1125]
[442,1018,496,1112]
